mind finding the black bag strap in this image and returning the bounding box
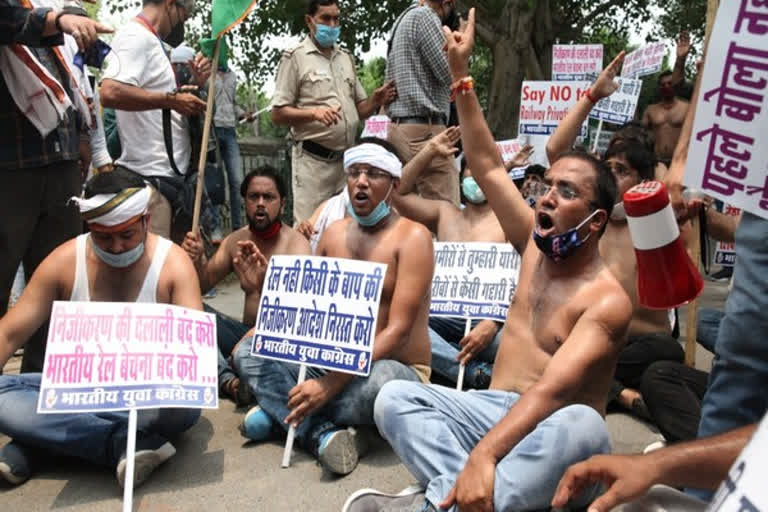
[387,4,419,57]
[163,108,184,177]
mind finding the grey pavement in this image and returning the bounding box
[1,276,729,511]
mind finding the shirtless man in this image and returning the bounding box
[182,166,311,403]
[0,169,202,488]
[641,33,692,165]
[343,11,632,511]
[233,138,434,476]
[546,55,694,420]
[393,127,528,388]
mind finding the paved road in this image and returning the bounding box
[1,277,728,511]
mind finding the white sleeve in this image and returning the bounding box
[102,25,150,87]
[89,86,112,168]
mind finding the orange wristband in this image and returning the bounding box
[450,76,475,102]
[586,88,598,104]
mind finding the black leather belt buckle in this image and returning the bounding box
[301,140,342,160]
[392,115,447,125]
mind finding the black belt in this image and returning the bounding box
[300,139,343,161]
[391,115,447,125]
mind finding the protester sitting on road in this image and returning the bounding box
[182,166,311,405]
[0,168,202,488]
[344,12,632,511]
[234,138,434,477]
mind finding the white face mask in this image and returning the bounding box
[611,201,626,221]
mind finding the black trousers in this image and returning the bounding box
[640,360,709,442]
[0,161,82,373]
[609,332,685,402]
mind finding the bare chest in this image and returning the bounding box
[437,212,505,243]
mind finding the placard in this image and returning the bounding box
[250,256,386,376]
[552,44,604,81]
[622,42,667,79]
[714,205,741,266]
[518,81,591,137]
[589,77,643,125]
[38,302,218,413]
[589,126,615,155]
[683,0,768,220]
[430,242,521,322]
[361,115,390,140]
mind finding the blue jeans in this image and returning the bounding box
[374,381,610,511]
[696,308,724,355]
[204,304,250,388]
[233,341,420,455]
[215,126,243,230]
[696,213,768,499]
[428,317,501,388]
[0,374,200,468]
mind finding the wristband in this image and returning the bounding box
[585,88,598,104]
[450,76,475,102]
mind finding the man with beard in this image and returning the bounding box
[0,168,202,487]
[100,0,211,239]
[344,11,632,511]
[182,166,311,404]
[393,126,529,389]
[385,0,460,205]
[234,138,434,477]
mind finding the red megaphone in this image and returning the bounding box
[623,181,704,309]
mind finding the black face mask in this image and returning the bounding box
[443,5,460,30]
[164,21,185,48]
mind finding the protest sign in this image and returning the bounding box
[361,115,390,140]
[589,125,615,155]
[37,302,218,414]
[684,1,768,220]
[430,242,521,323]
[589,77,643,125]
[250,256,386,377]
[552,44,604,81]
[496,139,526,178]
[518,81,591,138]
[713,205,741,267]
[622,42,667,79]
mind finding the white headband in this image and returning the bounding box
[70,186,151,226]
[343,143,402,179]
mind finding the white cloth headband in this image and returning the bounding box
[70,186,151,226]
[344,143,402,179]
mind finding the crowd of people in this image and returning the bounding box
[1,0,767,511]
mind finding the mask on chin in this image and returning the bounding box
[347,184,393,227]
[611,201,627,221]
[461,177,486,204]
[532,209,602,262]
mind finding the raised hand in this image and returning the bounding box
[676,31,691,59]
[232,241,269,295]
[442,8,476,80]
[591,51,625,101]
[427,126,461,158]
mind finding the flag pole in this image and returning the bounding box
[192,36,222,233]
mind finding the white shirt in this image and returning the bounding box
[103,19,190,178]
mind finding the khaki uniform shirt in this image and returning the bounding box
[272,36,367,152]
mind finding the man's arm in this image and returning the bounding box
[392,191,446,235]
[441,285,633,510]
[444,11,533,255]
[0,4,111,48]
[181,231,234,293]
[545,52,624,163]
[100,79,205,117]
[553,423,757,512]
[356,80,397,119]
[670,31,691,87]
[0,245,63,367]
[399,125,460,194]
[167,245,204,310]
[706,208,740,244]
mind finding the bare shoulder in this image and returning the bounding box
[281,225,312,254]
[164,241,198,274]
[394,217,434,254]
[586,268,633,339]
[38,237,78,283]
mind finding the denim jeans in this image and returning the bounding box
[0,374,200,468]
[695,213,768,500]
[215,126,243,230]
[204,304,250,388]
[374,381,610,511]
[428,316,501,388]
[696,308,724,355]
[233,341,420,455]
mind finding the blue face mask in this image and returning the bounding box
[89,232,146,268]
[461,177,486,204]
[347,184,392,227]
[532,209,602,262]
[314,23,340,48]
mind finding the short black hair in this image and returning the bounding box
[611,121,655,154]
[356,136,404,165]
[525,164,546,179]
[604,139,657,182]
[307,0,338,16]
[84,167,146,199]
[241,166,287,199]
[658,70,674,83]
[553,150,617,234]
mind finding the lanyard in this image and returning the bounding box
[134,14,180,87]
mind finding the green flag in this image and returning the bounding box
[199,0,259,68]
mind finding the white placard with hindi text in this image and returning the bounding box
[38,302,218,414]
[552,44,604,81]
[518,81,591,138]
[589,77,643,125]
[361,115,390,140]
[250,256,386,376]
[622,42,667,79]
[431,242,521,322]
[714,205,741,267]
[589,126,615,155]
[684,1,768,220]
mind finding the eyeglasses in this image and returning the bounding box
[538,181,584,201]
[345,168,393,181]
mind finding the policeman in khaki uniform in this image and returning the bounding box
[271,0,396,224]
